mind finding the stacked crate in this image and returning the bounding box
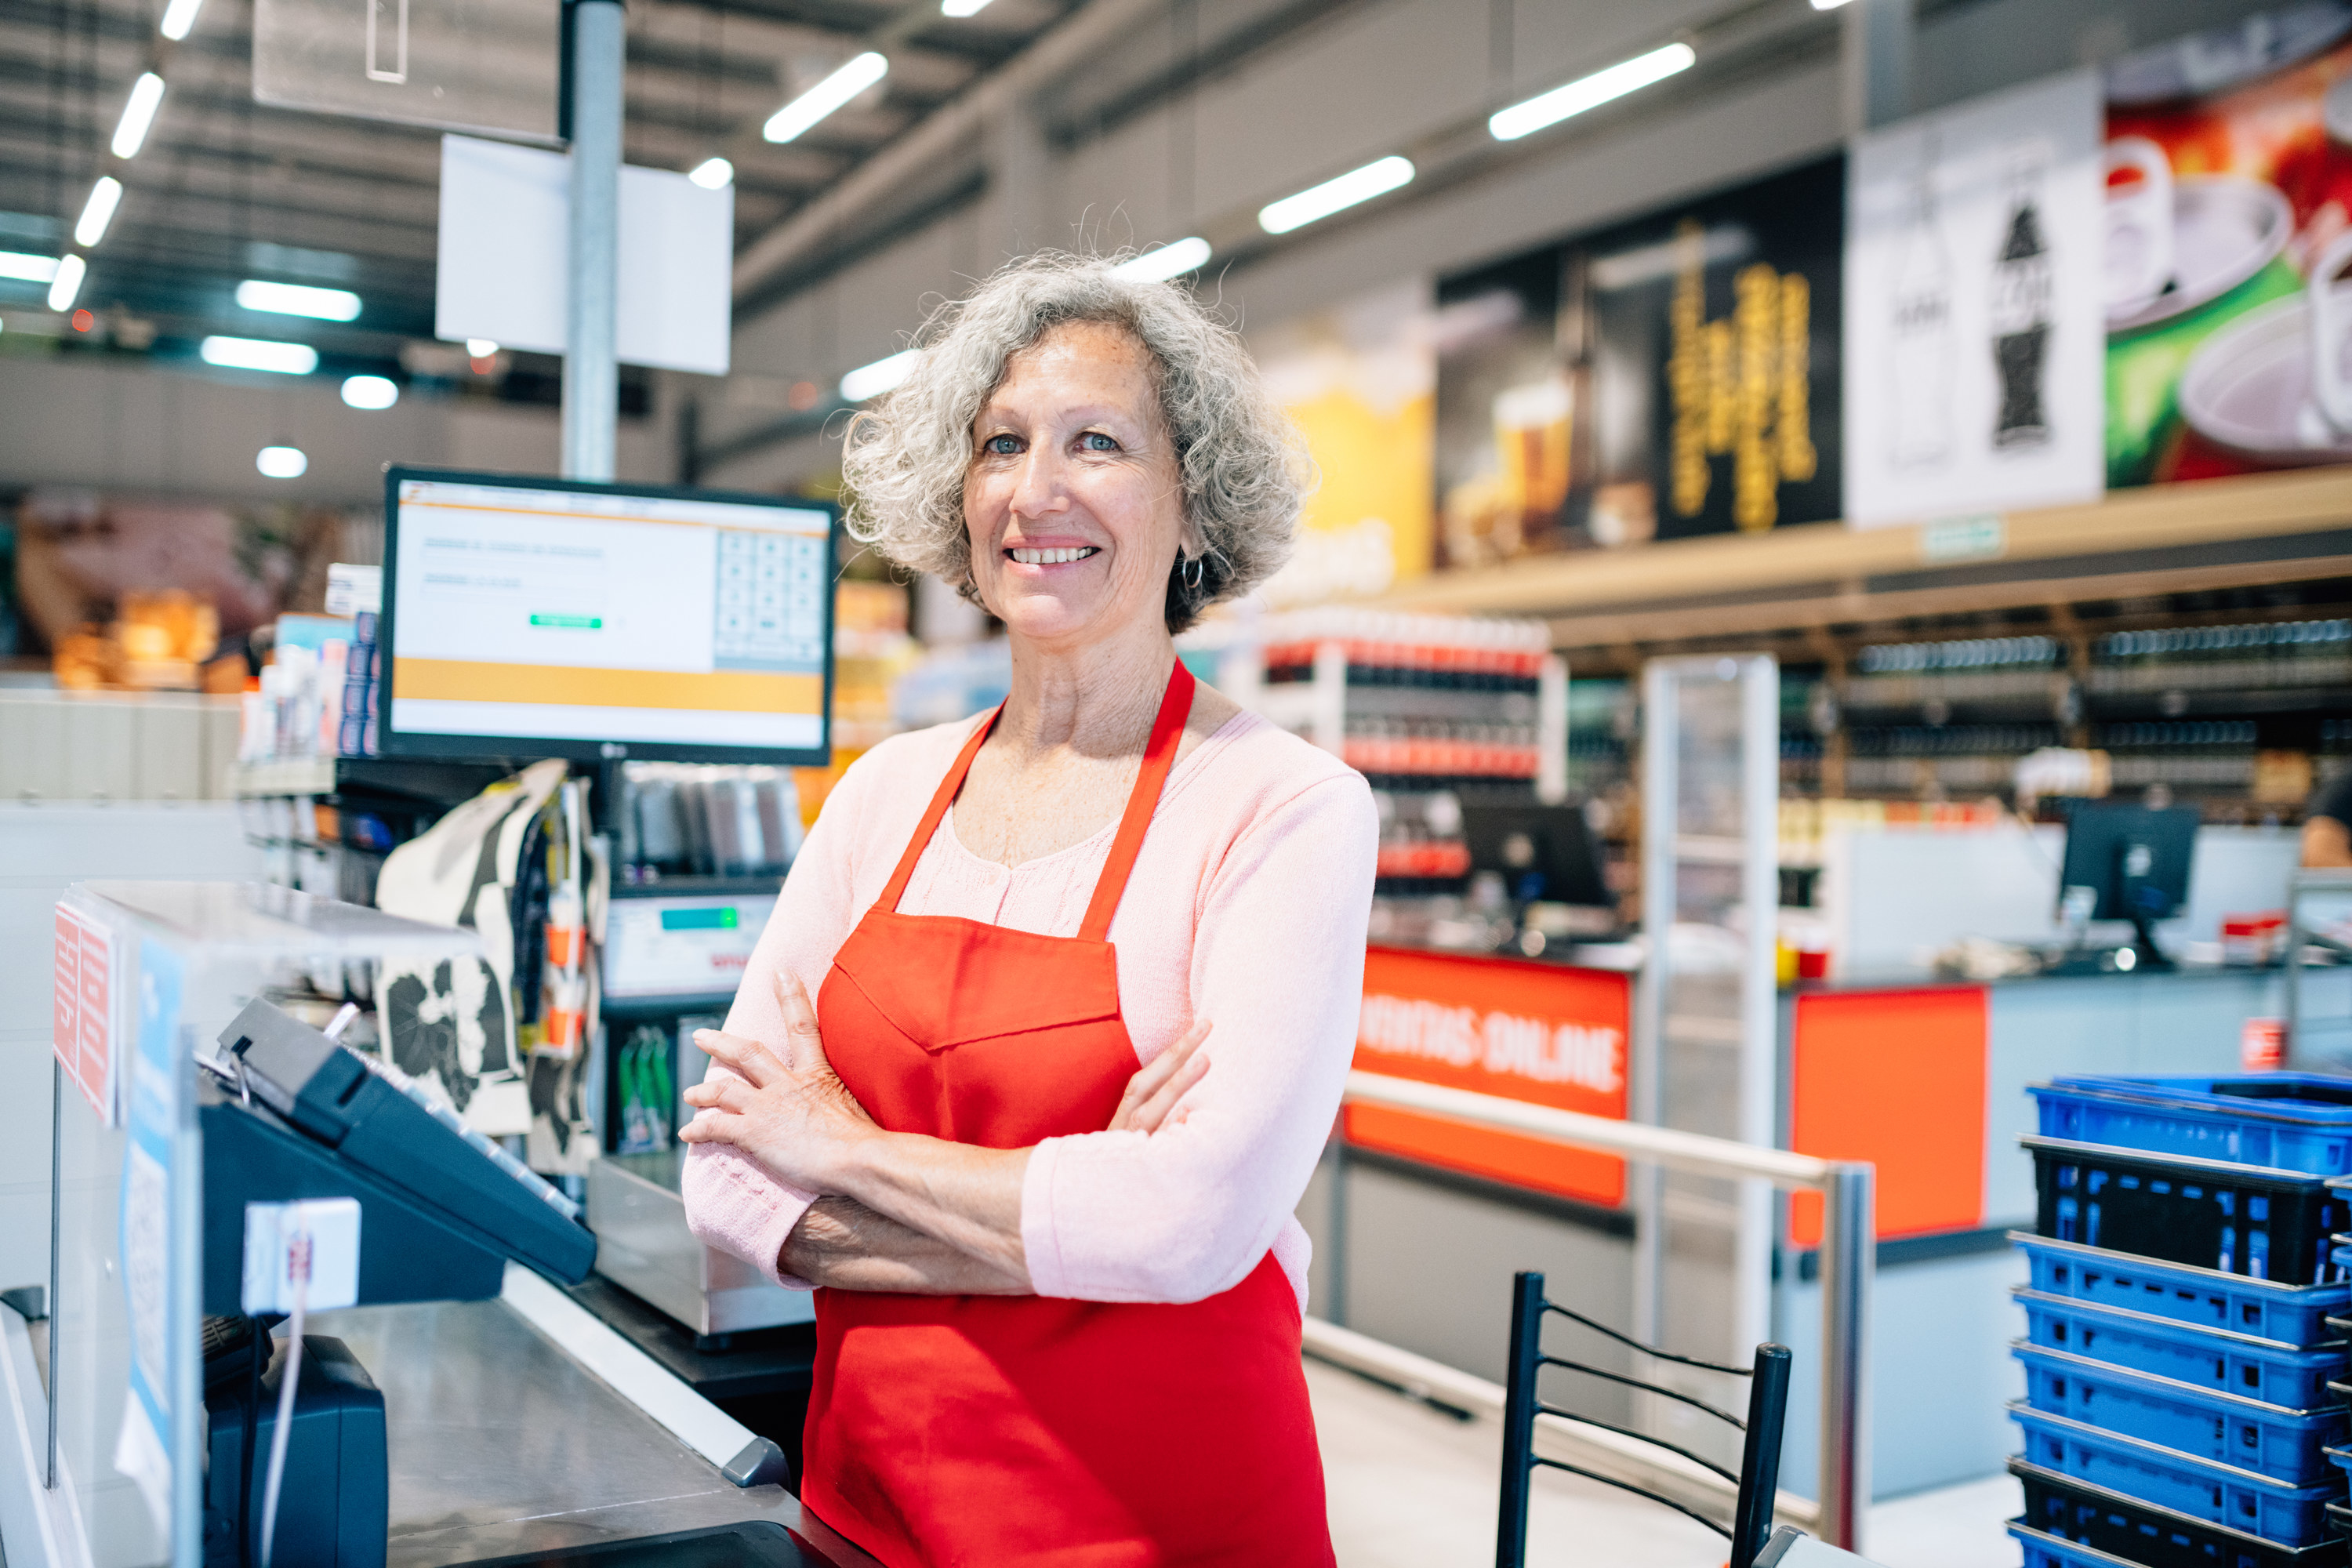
[2009,1075,2352,1568]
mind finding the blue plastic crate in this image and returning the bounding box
[2012,1457,2347,1567]
[2016,1290,2350,1409]
[2034,1076,2352,1175]
[2012,1404,2344,1546]
[2019,1233,2352,1348]
[2016,1343,2347,1483]
[2030,1137,2348,1283]
[2010,1519,2161,1568]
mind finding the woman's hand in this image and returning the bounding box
[1107,1018,1211,1134]
[680,969,880,1191]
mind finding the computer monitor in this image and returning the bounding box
[379,466,837,765]
[2056,803,2199,970]
[1460,797,1613,910]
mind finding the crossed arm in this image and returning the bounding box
[679,968,1211,1296]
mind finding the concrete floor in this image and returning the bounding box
[1305,1357,2019,1568]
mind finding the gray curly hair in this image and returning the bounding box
[837,250,1310,633]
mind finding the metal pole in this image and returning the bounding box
[1817,1163,1875,1552]
[1734,656,1779,1360]
[47,1058,60,1490]
[562,0,625,481]
[1327,1138,1349,1330]
[1495,1271,1544,1568]
[1632,659,1674,1348]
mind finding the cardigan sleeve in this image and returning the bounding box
[1017,769,1377,1303]
[678,753,872,1290]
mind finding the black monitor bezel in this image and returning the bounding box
[379,464,839,768]
[2056,801,2201,923]
[1457,794,1613,909]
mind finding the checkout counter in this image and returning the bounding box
[2,882,848,1568]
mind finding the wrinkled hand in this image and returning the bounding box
[1107,1018,1212,1134]
[680,969,879,1189]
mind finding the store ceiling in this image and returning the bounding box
[0,0,1076,371]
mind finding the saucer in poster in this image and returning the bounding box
[2108,176,2295,333]
[2179,289,2352,461]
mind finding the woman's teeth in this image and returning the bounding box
[1008,546,1098,564]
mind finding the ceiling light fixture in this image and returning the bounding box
[112,73,166,160]
[158,0,204,39]
[466,338,498,358]
[839,349,918,403]
[1810,0,1855,9]
[47,254,86,312]
[201,336,318,374]
[1258,155,1415,236]
[941,0,995,15]
[764,51,887,143]
[341,375,400,410]
[74,177,124,248]
[688,157,734,190]
[237,279,361,321]
[1111,238,1213,282]
[1489,41,1696,142]
[0,251,59,283]
[256,445,308,478]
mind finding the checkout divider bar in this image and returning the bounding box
[1331,1071,1875,1552]
[498,1265,792,1488]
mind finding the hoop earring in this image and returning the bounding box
[1180,554,1204,591]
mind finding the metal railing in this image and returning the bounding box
[1319,1070,1876,1552]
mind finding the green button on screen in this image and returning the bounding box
[530,614,603,629]
[660,906,741,931]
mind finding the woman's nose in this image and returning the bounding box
[1007,445,1068,520]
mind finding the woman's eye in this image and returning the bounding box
[982,434,1022,456]
[1080,432,1120,452]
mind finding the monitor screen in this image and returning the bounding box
[381,467,837,764]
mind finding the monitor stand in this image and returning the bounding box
[2042,915,2174,977]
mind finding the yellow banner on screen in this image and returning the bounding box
[397,659,822,714]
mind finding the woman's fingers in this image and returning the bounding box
[1127,1045,1211,1134]
[695,1027,786,1089]
[774,969,826,1069]
[1108,1019,1212,1134]
[681,1077,753,1114]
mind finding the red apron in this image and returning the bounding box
[803,662,1334,1568]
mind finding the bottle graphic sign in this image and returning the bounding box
[1991,140,2054,450]
[1888,138,1954,468]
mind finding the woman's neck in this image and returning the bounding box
[994,620,1175,763]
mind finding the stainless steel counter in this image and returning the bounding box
[307,1298,813,1566]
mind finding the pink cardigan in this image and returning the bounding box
[680,706,1378,1311]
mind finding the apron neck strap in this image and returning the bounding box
[1078,659,1195,942]
[875,658,1198,932]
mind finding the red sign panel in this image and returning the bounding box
[1348,946,1633,1206]
[53,904,115,1120]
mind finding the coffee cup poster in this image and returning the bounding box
[2102,2,2352,487]
[1844,71,2107,530]
[1433,154,1845,567]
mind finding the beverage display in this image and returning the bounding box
[1991,142,2055,450]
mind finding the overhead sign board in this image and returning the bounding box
[253,0,560,144]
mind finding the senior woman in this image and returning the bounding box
[678,252,1376,1566]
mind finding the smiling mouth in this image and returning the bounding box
[1006,546,1100,565]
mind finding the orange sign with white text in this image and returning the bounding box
[1348,946,1632,1207]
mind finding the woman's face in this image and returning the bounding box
[964,320,1185,649]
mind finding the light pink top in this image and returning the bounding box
[680,706,1378,1312]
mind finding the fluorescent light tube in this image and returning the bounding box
[688,157,734,190]
[201,336,318,374]
[47,253,86,311]
[112,74,166,159]
[0,250,60,284]
[341,375,399,409]
[1112,238,1212,282]
[1258,155,1415,235]
[74,177,124,248]
[839,349,918,403]
[159,0,204,39]
[765,51,887,143]
[1490,42,1696,141]
[256,445,308,478]
[942,0,995,14]
[237,279,361,321]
